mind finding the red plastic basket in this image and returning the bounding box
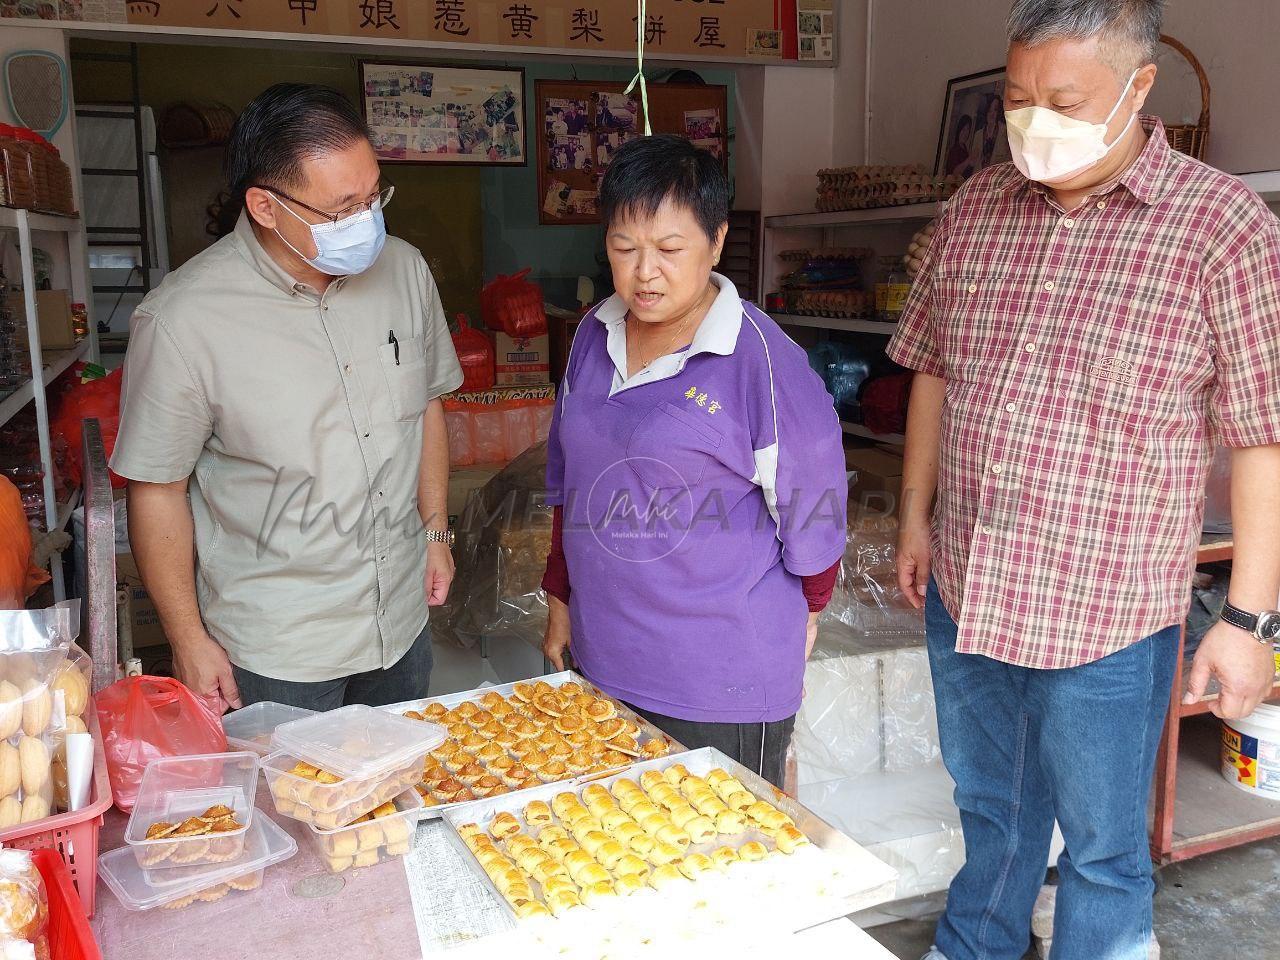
[32,848,101,960]
[0,709,112,916]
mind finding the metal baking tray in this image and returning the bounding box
[382,671,685,820]
[440,746,899,937]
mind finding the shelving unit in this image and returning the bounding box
[764,201,940,449]
[0,207,99,601]
[1149,537,1280,865]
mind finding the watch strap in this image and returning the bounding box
[424,528,454,545]
[1221,601,1259,634]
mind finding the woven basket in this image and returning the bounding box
[158,101,236,149]
[1159,34,1209,160]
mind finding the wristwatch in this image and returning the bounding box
[425,528,455,546]
[1220,601,1280,645]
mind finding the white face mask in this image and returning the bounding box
[1005,70,1139,184]
[269,193,387,276]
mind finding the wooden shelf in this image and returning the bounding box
[841,421,905,445]
[764,202,944,229]
[0,340,92,429]
[1158,715,1280,861]
[772,314,898,336]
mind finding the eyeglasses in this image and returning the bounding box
[258,183,395,225]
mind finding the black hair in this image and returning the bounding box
[599,134,728,244]
[223,83,370,210]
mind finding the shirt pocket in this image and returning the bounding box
[379,334,432,421]
[626,402,724,491]
[932,272,1021,380]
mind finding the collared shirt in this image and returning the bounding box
[111,214,463,681]
[546,274,847,723]
[888,117,1280,670]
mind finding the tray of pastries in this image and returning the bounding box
[441,747,898,942]
[382,671,682,819]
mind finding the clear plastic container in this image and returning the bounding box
[271,704,446,780]
[124,752,259,870]
[306,789,422,873]
[223,701,317,756]
[99,814,297,912]
[260,750,425,829]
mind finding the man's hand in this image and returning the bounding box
[172,631,242,710]
[426,541,454,606]
[1183,620,1276,720]
[897,520,932,611]
[544,595,571,671]
[805,611,820,660]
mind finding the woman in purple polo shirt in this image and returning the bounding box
[541,135,847,786]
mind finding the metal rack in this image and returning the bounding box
[0,207,98,600]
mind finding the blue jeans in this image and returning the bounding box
[926,580,1178,960]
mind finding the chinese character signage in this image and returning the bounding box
[360,63,526,165]
[117,0,792,60]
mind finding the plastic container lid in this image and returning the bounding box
[99,815,297,911]
[223,701,317,755]
[124,751,260,849]
[271,704,446,780]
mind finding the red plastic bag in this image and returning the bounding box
[451,313,495,393]
[50,367,126,489]
[94,676,228,811]
[480,268,548,339]
[0,476,49,608]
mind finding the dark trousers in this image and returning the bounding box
[623,703,796,788]
[231,623,433,712]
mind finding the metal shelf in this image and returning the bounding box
[0,208,81,233]
[54,488,82,534]
[841,421,906,445]
[772,313,897,336]
[764,202,944,229]
[1238,170,1280,204]
[0,340,92,429]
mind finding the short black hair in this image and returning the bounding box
[599,134,728,244]
[224,83,369,203]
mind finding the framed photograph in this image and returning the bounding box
[359,61,526,166]
[934,67,1011,178]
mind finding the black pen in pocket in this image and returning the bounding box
[388,329,400,365]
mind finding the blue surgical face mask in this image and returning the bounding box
[270,193,387,276]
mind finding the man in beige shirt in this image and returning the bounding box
[112,84,463,710]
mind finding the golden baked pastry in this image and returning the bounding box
[772,825,810,854]
[649,864,687,889]
[472,775,502,798]
[446,722,472,740]
[565,750,594,775]
[145,821,179,840]
[513,719,540,740]
[641,739,670,759]
[678,854,715,879]
[512,898,551,920]
[227,871,263,892]
[536,825,568,846]
[534,729,560,750]
[532,858,569,884]
[579,864,612,887]
[596,839,626,870]
[715,811,747,835]
[638,770,666,792]
[202,804,236,821]
[585,698,616,722]
[683,816,717,845]
[578,830,609,857]
[432,777,467,803]
[666,804,698,830]
[353,849,381,868]
[619,826,653,856]
[477,721,504,740]
[563,849,596,879]
[440,708,466,725]
[511,682,536,703]
[456,763,486,786]
[479,691,506,710]
[655,825,690,850]
[737,841,769,862]
[489,701,514,720]
[546,838,579,861]
[542,876,577,900]
[457,822,484,842]
[501,766,532,788]
[505,834,538,856]
[424,702,449,720]
[637,813,669,837]
[17,737,49,795]
[580,879,617,906]
[456,701,479,720]
[169,839,210,864]
[470,709,495,727]
[725,790,756,813]
[429,744,453,764]
[493,730,519,750]
[475,743,505,765]
[646,784,680,808]
[490,812,522,839]
[679,775,710,796]
[328,831,359,858]
[443,750,470,773]
[594,718,627,741]
[599,808,632,833]
[161,894,197,910]
[710,846,739,870]
[545,890,582,916]
[552,713,584,736]
[538,761,569,783]
[664,764,693,786]
[647,841,683,866]
[20,679,51,738]
[533,693,564,717]
[747,801,793,832]
[403,710,424,721]
[613,853,650,878]
[423,764,450,785]
[523,800,553,827]
[0,682,21,741]
[459,732,488,753]
[626,799,659,822]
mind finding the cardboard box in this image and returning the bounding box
[846,447,903,516]
[493,331,550,385]
[447,464,505,528]
[115,550,169,650]
[7,289,75,350]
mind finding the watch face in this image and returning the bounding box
[1259,612,1280,641]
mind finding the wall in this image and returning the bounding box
[863,0,1279,175]
[70,40,485,317]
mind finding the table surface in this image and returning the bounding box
[90,788,902,960]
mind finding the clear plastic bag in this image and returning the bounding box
[818,517,924,643]
[0,848,49,955]
[438,443,552,650]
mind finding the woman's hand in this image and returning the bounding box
[544,595,572,670]
[805,612,820,660]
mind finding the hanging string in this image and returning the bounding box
[624,0,653,135]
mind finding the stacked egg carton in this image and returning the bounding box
[815,165,964,212]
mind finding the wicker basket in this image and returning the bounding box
[1159,34,1210,160]
[158,101,236,149]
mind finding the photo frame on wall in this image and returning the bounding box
[359,61,526,166]
[934,67,1011,179]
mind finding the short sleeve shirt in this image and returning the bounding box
[111,214,463,682]
[888,118,1280,670]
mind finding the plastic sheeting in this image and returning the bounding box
[437,443,552,651]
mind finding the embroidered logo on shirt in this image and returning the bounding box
[683,385,722,414]
[1093,357,1136,385]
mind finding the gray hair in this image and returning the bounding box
[1007,0,1165,74]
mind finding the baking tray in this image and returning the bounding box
[382,670,685,820]
[440,746,899,937]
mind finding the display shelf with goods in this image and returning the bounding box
[1150,537,1280,865]
[0,207,98,601]
[764,201,946,230]
[769,314,899,337]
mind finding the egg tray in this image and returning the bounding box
[441,746,898,933]
[382,671,684,821]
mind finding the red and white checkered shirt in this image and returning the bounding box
[889,117,1280,669]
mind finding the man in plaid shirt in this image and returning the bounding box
[890,2,1280,959]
